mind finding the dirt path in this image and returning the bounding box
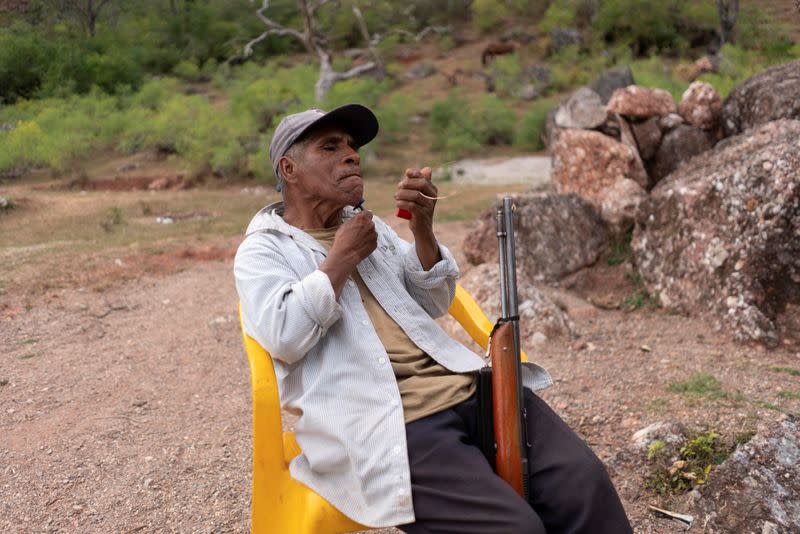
[2,220,798,533]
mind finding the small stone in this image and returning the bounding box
[143,478,153,489]
[762,161,773,171]
[640,344,652,352]
[530,332,547,345]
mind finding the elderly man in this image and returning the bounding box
[234,104,632,533]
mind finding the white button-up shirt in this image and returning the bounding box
[234,202,552,528]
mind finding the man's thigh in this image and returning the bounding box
[399,403,545,534]
[523,389,632,533]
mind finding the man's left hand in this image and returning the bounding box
[395,166,441,270]
[395,167,437,236]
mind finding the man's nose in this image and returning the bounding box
[343,147,360,166]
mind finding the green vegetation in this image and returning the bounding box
[777,390,800,400]
[0,0,796,178]
[668,373,727,399]
[606,231,633,266]
[624,272,660,310]
[770,366,800,377]
[646,431,733,494]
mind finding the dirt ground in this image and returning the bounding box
[2,196,799,534]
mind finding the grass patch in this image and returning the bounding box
[777,390,800,400]
[624,272,660,310]
[19,351,39,359]
[668,372,727,399]
[752,399,785,413]
[770,366,800,377]
[643,398,668,411]
[646,431,732,495]
[21,337,39,345]
[607,231,633,266]
[734,430,755,445]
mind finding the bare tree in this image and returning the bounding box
[716,0,739,45]
[236,0,448,102]
[63,0,114,37]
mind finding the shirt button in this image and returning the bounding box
[390,398,398,407]
[392,445,401,455]
[378,357,386,365]
[361,319,369,326]
[398,488,406,496]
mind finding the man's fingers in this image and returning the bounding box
[395,190,434,209]
[398,177,437,195]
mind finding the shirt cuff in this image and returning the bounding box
[302,269,343,329]
[403,242,459,289]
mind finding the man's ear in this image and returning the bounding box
[279,156,298,185]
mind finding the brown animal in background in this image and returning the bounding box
[481,41,517,66]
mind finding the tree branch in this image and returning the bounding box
[351,4,384,78]
[375,25,450,46]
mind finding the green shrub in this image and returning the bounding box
[471,0,511,32]
[376,91,416,144]
[539,0,578,34]
[647,431,732,494]
[474,95,516,146]
[489,54,523,97]
[0,25,51,102]
[173,59,201,81]
[735,5,794,56]
[513,98,557,151]
[429,96,482,158]
[630,56,687,100]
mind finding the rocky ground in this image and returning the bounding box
[2,215,798,533]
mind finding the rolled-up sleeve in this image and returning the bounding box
[235,232,342,364]
[399,237,459,318]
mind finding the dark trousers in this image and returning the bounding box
[398,389,632,534]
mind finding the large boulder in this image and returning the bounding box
[462,192,607,284]
[630,116,663,160]
[690,415,800,533]
[459,263,574,341]
[551,128,647,231]
[721,59,800,137]
[606,85,677,119]
[554,87,608,130]
[678,81,722,131]
[616,114,648,188]
[590,65,635,104]
[651,124,715,184]
[633,119,800,345]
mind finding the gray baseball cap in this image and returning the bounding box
[269,103,379,191]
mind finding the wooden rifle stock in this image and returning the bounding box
[488,196,529,500]
[490,321,525,496]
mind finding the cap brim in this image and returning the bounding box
[298,103,379,148]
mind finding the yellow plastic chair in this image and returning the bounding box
[238,284,527,534]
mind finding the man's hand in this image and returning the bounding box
[395,167,441,270]
[321,211,377,298]
[395,167,437,236]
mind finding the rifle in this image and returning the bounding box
[482,196,529,500]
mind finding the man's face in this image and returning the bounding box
[285,123,363,209]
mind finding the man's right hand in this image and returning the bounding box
[321,211,377,298]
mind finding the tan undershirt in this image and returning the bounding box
[307,227,476,423]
